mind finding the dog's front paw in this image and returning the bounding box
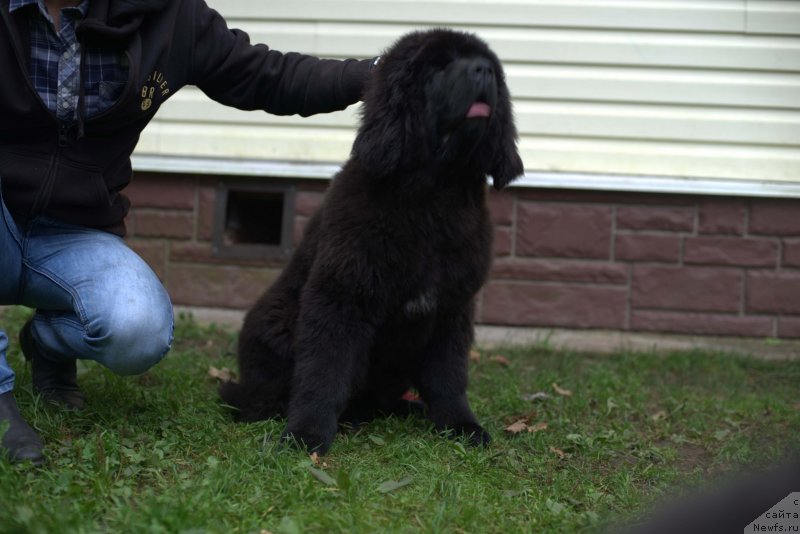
[281,425,335,455]
[442,422,492,447]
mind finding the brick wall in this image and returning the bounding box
[125,173,800,339]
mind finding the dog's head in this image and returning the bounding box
[353,29,524,190]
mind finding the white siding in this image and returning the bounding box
[135,0,800,187]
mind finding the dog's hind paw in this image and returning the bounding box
[280,428,334,455]
[441,422,492,447]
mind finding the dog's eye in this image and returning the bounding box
[425,53,454,72]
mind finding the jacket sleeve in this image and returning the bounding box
[188,0,372,117]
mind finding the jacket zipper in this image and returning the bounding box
[28,122,68,216]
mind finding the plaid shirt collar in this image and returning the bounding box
[9,0,89,17]
[8,0,36,10]
[8,0,125,124]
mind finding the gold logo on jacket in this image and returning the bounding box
[141,70,171,111]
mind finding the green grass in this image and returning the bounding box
[1,305,798,533]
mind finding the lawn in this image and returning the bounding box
[0,305,798,533]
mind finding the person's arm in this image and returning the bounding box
[188,0,372,116]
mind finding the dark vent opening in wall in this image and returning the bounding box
[224,190,284,246]
[213,181,296,260]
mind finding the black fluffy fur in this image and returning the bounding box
[219,29,524,454]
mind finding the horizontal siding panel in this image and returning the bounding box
[158,88,800,146]
[212,1,747,32]
[507,65,800,108]
[137,123,356,162]
[160,88,358,127]
[136,123,800,181]
[236,22,800,72]
[515,102,800,145]
[746,1,800,36]
[518,137,800,180]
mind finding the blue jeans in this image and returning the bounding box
[0,184,173,395]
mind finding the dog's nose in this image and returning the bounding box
[468,58,494,86]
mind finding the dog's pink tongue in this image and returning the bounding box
[466,102,491,118]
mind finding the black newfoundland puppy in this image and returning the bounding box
[220,29,524,454]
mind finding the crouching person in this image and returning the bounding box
[0,0,375,464]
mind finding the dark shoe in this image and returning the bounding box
[20,320,86,411]
[0,391,44,465]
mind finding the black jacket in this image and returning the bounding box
[0,0,372,235]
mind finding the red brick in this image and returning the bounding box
[632,265,741,312]
[631,311,773,337]
[167,265,281,309]
[132,210,194,239]
[517,203,611,259]
[197,186,217,241]
[749,199,800,236]
[490,258,628,284]
[487,190,514,225]
[125,239,167,281]
[293,217,310,246]
[170,242,286,268]
[493,226,512,256]
[170,242,221,263]
[481,282,627,328]
[698,199,746,235]
[616,206,694,232]
[127,173,195,209]
[615,234,680,262]
[123,212,135,236]
[783,240,800,268]
[778,317,800,338]
[746,271,800,314]
[684,237,778,267]
[517,189,694,206]
[295,191,325,217]
[297,181,328,194]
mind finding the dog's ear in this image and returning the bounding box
[488,76,524,190]
[352,103,405,176]
[352,48,428,177]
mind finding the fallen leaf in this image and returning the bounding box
[505,417,547,435]
[307,466,336,486]
[469,349,481,362]
[208,366,233,382]
[651,410,668,422]
[528,421,548,433]
[713,429,731,441]
[279,517,300,534]
[549,446,566,459]
[377,476,413,494]
[552,383,572,397]
[520,392,550,402]
[401,390,421,401]
[368,435,386,446]
[450,440,467,456]
[489,354,510,366]
[546,499,565,514]
[505,419,530,434]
